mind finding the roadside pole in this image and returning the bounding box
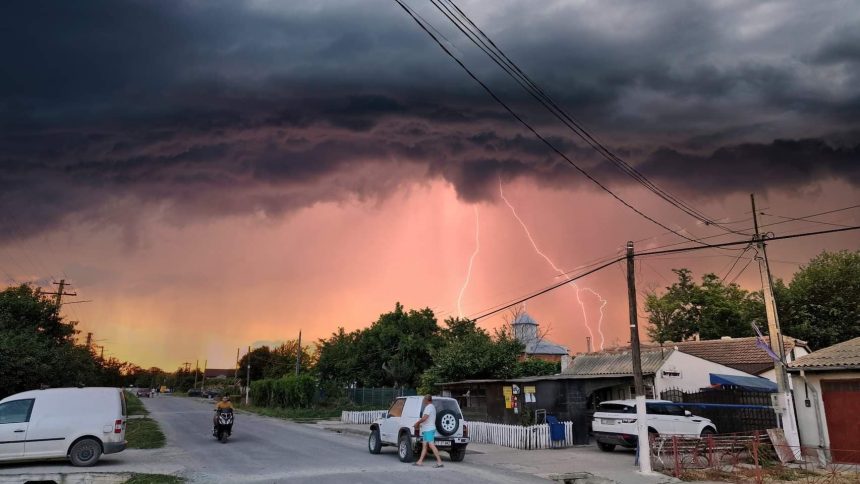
[295,330,302,376]
[201,359,207,392]
[245,346,251,405]
[751,194,801,454]
[626,241,652,474]
[193,359,198,389]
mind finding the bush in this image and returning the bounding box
[250,375,317,408]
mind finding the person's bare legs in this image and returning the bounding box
[416,442,429,465]
[428,442,443,466]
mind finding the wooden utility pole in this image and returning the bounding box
[194,359,199,388]
[43,279,77,306]
[201,359,207,391]
[295,331,302,376]
[751,194,800,454]
[85,332,93,348]
[626,241,652,474]
[245,346,251,405]
[234,348,240,382]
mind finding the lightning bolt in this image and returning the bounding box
[457,206,480,318]
[498,177,607,349]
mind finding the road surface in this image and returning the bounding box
[144,396,548,483]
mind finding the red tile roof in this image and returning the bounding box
[646,336,807,375]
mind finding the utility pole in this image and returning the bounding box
[85,332,93,348]
[751,194,801,455]
[194,360,199,388]
[586,336,592,353]
[245,346,251,405]
[43,279,77,307]
[295,331,302,376]
[234,348,240,383]
[626,241,652,474]
[201,359,207,392]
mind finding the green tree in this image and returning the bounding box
[778,250,860,349]
[645,269,765,342]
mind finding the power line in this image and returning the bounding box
[720,244,753,282]
[429,0,749,237]
[394,0,735,248]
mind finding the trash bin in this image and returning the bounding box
[547,415,566,447]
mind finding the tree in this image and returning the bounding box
[778,250,860,349]
[645,269,765,342]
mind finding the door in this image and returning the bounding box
[381,398,405,443]
[663,403,696,435]
[821,379,860,464]
[0,399,35,460]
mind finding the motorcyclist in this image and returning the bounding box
[213,396,233,431]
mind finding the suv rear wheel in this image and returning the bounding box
[449,445,466,462]
[398,433,414,462]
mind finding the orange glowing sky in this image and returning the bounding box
[2,0,860,369]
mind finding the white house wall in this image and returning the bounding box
[655,350,759,396]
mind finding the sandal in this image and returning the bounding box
[434,464,444,468]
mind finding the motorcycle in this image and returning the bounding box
[213,408,234,443]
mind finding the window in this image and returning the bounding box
[597,403,634,414]
[388,398,405,418]
[0,399,35,424]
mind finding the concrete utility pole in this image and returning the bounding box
[751,194,801,454]
[44,279,77,306]
[295,331,302,376]
[245,346,251,405]
[626,241,652,474]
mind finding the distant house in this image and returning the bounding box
[643,336,809,382]
[511,312,569,363]
[204,368,235,380]
[788,337,860,464]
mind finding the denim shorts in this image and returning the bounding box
[422,430,436,442]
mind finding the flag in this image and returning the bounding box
[751,322,782,363]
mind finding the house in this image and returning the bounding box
[788,337,860,464]
[644,336,809,382]
[440,345,771,444]
[204,368,236,380]
[511,311,569,363]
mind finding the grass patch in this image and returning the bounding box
[124,473,184,484]
[125,392,149,416]
[126,417,166,449]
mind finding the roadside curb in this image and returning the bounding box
[315,422,368,437]
[0,472,132,484]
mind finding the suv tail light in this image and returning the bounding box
[114,419,123,433]
[620,418,636,424]
[463,423,469,438]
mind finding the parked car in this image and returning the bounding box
[187,389,202,397]
[592,399,716,452]
[368,396,469,463]
[136,389,151,398]
[0,387,127,466]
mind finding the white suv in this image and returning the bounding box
[592,399,716,452]
[368,396,469,462]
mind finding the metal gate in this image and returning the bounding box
[821,379,860,464]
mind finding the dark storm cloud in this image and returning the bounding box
[1,0,859,241]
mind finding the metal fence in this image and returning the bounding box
[661,387,777,433]
[346,387,416,407]
[469,421,575,450]
[341,410,387,424]
[651,431,860,483]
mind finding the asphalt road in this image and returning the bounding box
[145,396,548,483]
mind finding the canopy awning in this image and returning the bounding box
[709,373,777,392]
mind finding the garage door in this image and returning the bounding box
[821,379,860,464]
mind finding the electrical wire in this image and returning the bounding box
[394,0,733,248]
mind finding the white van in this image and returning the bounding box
[0,387,127,466]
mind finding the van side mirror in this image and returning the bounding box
[684,410,692,417]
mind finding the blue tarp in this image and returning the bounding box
[709,373,777,392]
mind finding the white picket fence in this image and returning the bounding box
[341,410,387,424]
[468,421,575,449]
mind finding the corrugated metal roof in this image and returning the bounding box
[524,339,569,355]
[562,349,671,376]
[788,337,860,370]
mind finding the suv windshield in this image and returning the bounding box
[596,403,634,413]
[424,398,462,418]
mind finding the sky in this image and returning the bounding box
[1,0,859,369]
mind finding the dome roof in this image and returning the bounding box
[512,312,538,326]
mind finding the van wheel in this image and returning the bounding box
[598,442,616,452]
[449,446,466,462]
[69,438,102,467]
[368,429,382,454]
[398,433,414,463]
